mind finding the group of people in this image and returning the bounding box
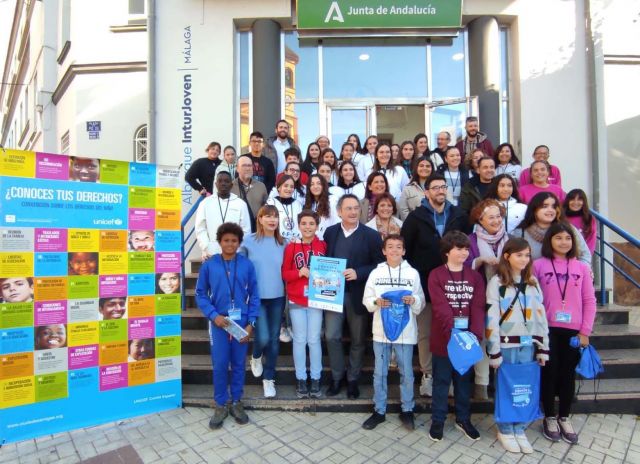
[189,117,598,454]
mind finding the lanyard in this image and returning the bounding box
[445,168,460,191]
[280,198,293,226]
[445,265,465,316]
[386,263,402,287]
[217,196,230,223]
[220,255,238,305]
[550,258,570,310]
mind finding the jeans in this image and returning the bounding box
[373,342,414,414]
[324,292,368,382]
[252,297,285,380]
[289,303,323,380]
[432,354,473,424]
[416,302,432,376]
[496,345,535,435]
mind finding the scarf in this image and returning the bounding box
[375,217,401,241]
[475,223,508,281]
[526,223,549,243]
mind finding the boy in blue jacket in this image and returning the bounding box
[196,222,260,429]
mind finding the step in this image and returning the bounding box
[590,324,640,349]
[181,380,640,415]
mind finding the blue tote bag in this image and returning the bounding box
[495,361,543,423]
[446,328,483,375]
[380,289,412,342]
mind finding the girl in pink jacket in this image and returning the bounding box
[533,222,596,445]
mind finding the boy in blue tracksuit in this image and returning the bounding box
[195,222,260,429]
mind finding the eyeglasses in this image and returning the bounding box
[429,185,448,191]
[250,139,264,144]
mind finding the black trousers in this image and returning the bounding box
[541,327,581,417]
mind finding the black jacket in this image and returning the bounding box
[324,223,384,315]
[185,157,222,194]
[400,201,470,300]
[246,154,276,193]
[459,176,492,215]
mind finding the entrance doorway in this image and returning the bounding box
[325,97,478,149]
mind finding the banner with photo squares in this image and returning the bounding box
[0,149,182,444]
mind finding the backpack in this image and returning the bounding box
[575,344,605,401]
[447,328,483,375]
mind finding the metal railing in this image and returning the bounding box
[180,196,204,311]
[591,209,640,305]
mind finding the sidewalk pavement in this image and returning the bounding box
[1,408,638,464]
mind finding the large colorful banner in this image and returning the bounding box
[0,149,182,443]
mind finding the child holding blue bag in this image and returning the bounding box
[486,238,549,454]
[534,222,596,445]
[362,234,425,431]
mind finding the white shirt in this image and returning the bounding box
[195,193,251,257]
[496,163,522,181]
[378,166,409,201]
[274,138,290,175]
[340,222,359,238]
[354,152,375,182]
[266,197,303,241]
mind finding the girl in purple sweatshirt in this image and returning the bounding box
[533,222,596,445]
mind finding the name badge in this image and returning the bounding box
[555,312,572,323]
[454,317,469,330]
[520,335,533,346]
[228,305,241,321]
[303,285,308,297]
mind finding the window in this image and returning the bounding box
[61,131,70,155]
[500,28,510,144]
[134,125,148,162]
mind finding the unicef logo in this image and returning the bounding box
[114,219,123,226]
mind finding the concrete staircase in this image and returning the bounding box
[181,260,640,414]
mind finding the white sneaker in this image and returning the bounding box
[279,326,292,343]
[419,374,433,397]
[497,432,521,453]
[263,379,276,398]
[250,356,263,378]
[515,433,534,454]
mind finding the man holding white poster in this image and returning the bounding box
[322,194,384,399]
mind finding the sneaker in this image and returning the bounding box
[309,379,322,398]
[250,356,263,378]
[362,412,385,430]
[399,411,415,431]
[455,420,480,441]
[542,417,562,442]
[558,417,579,445]
[497,432,520,453]
[263,379,276,398]
[419,374,433,397]
[515,433,534,454]
[229,401,248,425]
[429,421,444,442]
[326,379,342,397]
[474,384,489,400]
[208,404,228,429]
[295,379,309,398]
[279,326,292,343]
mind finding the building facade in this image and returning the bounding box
[1,0,639,236]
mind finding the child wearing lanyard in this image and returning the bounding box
[361,234,425,432]
[427,231,485,442]
[533,222,595,445]
[195,223,260,430]
[486,238,549,454]
[281,210,327,399]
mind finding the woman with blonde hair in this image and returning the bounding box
[242,205,287,398]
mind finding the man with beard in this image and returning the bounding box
[455,117,494,158]
[400,173,470,398]
[263,119,300,175]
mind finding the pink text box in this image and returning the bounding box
[68,344,99,369]
[128,317,155,339]
[155,252,181,273]
[34,300,67,326]
[99,275,128,298]
[34,228,68,252]
[99,363,128,391]
[128,209,155,230]
[36,152,70,181]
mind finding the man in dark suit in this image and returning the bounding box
[323,194,384,399]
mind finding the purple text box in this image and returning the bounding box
[154,252,181,273]
[68,344,99,369]
[128,209,155,230]
[34,228,68,252]
[36,152,70,181]
[99,275,128,298]
[34,300,67,326]
[128,317,155,339]
[99,363,128,391]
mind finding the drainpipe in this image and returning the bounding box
[147,0,156,163]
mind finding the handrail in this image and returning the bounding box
[591,209,640,304]
[590,209,640,248]
[181,196,205,311]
